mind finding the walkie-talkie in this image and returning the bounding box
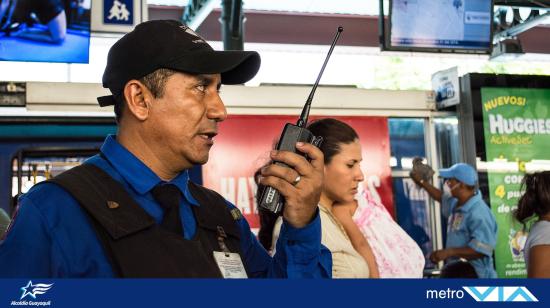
[258,26,343,214]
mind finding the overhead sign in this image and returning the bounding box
[92,0,148,33]
[432,66,460,109]
[104,0,134,25]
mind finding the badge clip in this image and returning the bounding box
[217,226,230,256]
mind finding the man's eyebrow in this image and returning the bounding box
[195,74,222,90]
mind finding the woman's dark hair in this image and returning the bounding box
[514,171,550,225]
[307,118,359,164]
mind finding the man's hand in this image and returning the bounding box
[409,170,423,185]
[429,249,450,263]
[259,142,324,228]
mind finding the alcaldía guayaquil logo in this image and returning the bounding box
[10,280,53,306]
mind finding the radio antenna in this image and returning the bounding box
[296,26,343,128]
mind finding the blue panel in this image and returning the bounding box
[0,125,117,138]
[389,118,426,169]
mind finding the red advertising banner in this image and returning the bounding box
[203,115,393,230]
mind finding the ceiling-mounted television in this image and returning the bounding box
[0,0,91,63]
[380,0,493,54]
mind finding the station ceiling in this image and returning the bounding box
[147,1,550,55]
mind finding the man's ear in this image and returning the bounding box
[123,80,153,121]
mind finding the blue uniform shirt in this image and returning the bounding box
[0,135,331,278]
[442,191,498,278]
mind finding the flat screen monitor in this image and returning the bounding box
[382,0,493,54]
[0,0,91,63]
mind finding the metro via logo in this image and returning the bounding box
[463,286,538,302]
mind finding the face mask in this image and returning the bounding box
[443,182,452,195]
[449,182,461,192]
[444,180,460,194]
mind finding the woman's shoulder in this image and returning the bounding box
[528,221,550,242]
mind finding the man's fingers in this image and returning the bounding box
[296,142,324,171]
[270,150,310,177]
[261,164,300,186]
[270,142,324,176]
[259,175,296,198]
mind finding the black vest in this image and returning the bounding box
[47,164,243,278]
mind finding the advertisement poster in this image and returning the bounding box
[202,115,393,231]
[481,87,550,278]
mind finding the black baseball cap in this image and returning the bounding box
[97,20,261,107]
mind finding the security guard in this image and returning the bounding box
[411,163,497,278]
[0,20,331,278]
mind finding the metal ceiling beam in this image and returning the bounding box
[220,0,244,50]
[181,0,216,30]
[493,2,550,44]
[495,0,550,8]
[494,10,550,41]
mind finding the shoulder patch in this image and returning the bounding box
[230,208,243,221]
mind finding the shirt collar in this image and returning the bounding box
[454,191,482,213]
[100,135,199,206]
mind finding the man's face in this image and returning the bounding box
[445,178,461,197]
[145,72,226,170]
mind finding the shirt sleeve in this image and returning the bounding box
[225,201,331,278]
[273,211,332,278]
[0,197,56,277]
[466,210,497,257]
[528,223,550,247]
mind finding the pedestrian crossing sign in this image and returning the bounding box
[103,0,134,25]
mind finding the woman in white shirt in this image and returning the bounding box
[515,171,550,278]
[306,118,379,278]
[309,118,424,278]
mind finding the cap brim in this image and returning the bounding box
[439,169,454,179]
[97,95,117,107]
[97,50,261,106]
[166,50,261,85]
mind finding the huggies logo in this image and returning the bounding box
[463,286,538,302]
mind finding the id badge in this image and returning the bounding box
[213,251,248,278]
[451,213,464,231]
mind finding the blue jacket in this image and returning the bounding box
[0,135,331,278]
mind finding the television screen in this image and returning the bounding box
[0,0,91,63]
[386,0,493,53]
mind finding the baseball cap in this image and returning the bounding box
[439,163,478,186]
[97,20,261,107]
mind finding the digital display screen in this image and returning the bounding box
[0,0,91,63]
[389,0,493,53]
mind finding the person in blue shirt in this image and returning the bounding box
[411,163,498,278]
[0,20,331,278]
